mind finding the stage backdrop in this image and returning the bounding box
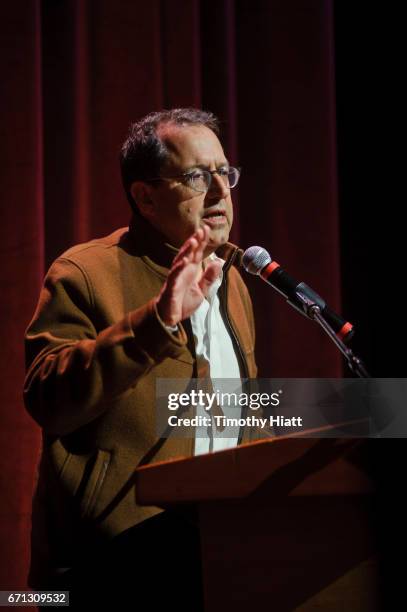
[1,0,393,601]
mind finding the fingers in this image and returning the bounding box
[198,260,222,297]
[166,254,200,294]
[157,227,217,325]
[156,256,191,325]
[172,226,209,266]
[165,256,189,287]
[193,229,206,264]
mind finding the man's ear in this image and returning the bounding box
[130,182,156,220]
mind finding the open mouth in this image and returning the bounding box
[202,210,227,227]
[202,210,227,220]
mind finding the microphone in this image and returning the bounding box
[242,246,354,343]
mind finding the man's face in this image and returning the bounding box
[140,124,233,254]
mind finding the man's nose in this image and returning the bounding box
[206,173,229,199]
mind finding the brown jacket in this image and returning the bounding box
[24,216,257,588]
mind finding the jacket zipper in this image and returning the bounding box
[83,456,110,518]
[219,250,250,444]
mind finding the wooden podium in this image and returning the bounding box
[135,433,379,611]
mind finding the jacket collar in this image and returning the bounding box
[128,214,243,277]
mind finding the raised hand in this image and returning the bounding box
[155,226,222,326]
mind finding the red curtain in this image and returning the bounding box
[1,1,44,599]
[1,0,343,596]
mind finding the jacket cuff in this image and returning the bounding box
[128,298,188,362]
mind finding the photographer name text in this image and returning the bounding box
[167,415,303,428]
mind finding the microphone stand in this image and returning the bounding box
[296,292,371,378]
[291,291,377,435]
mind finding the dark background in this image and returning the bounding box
[1,0,403,605]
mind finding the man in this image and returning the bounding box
[24,108,257,608]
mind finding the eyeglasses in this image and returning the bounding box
[147,166,241,193]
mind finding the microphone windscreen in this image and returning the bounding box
[242,246,271,275]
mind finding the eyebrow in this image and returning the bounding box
[184,160,230,172]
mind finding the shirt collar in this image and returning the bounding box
[205,252,225,300]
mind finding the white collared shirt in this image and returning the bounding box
[191,254,242,455]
